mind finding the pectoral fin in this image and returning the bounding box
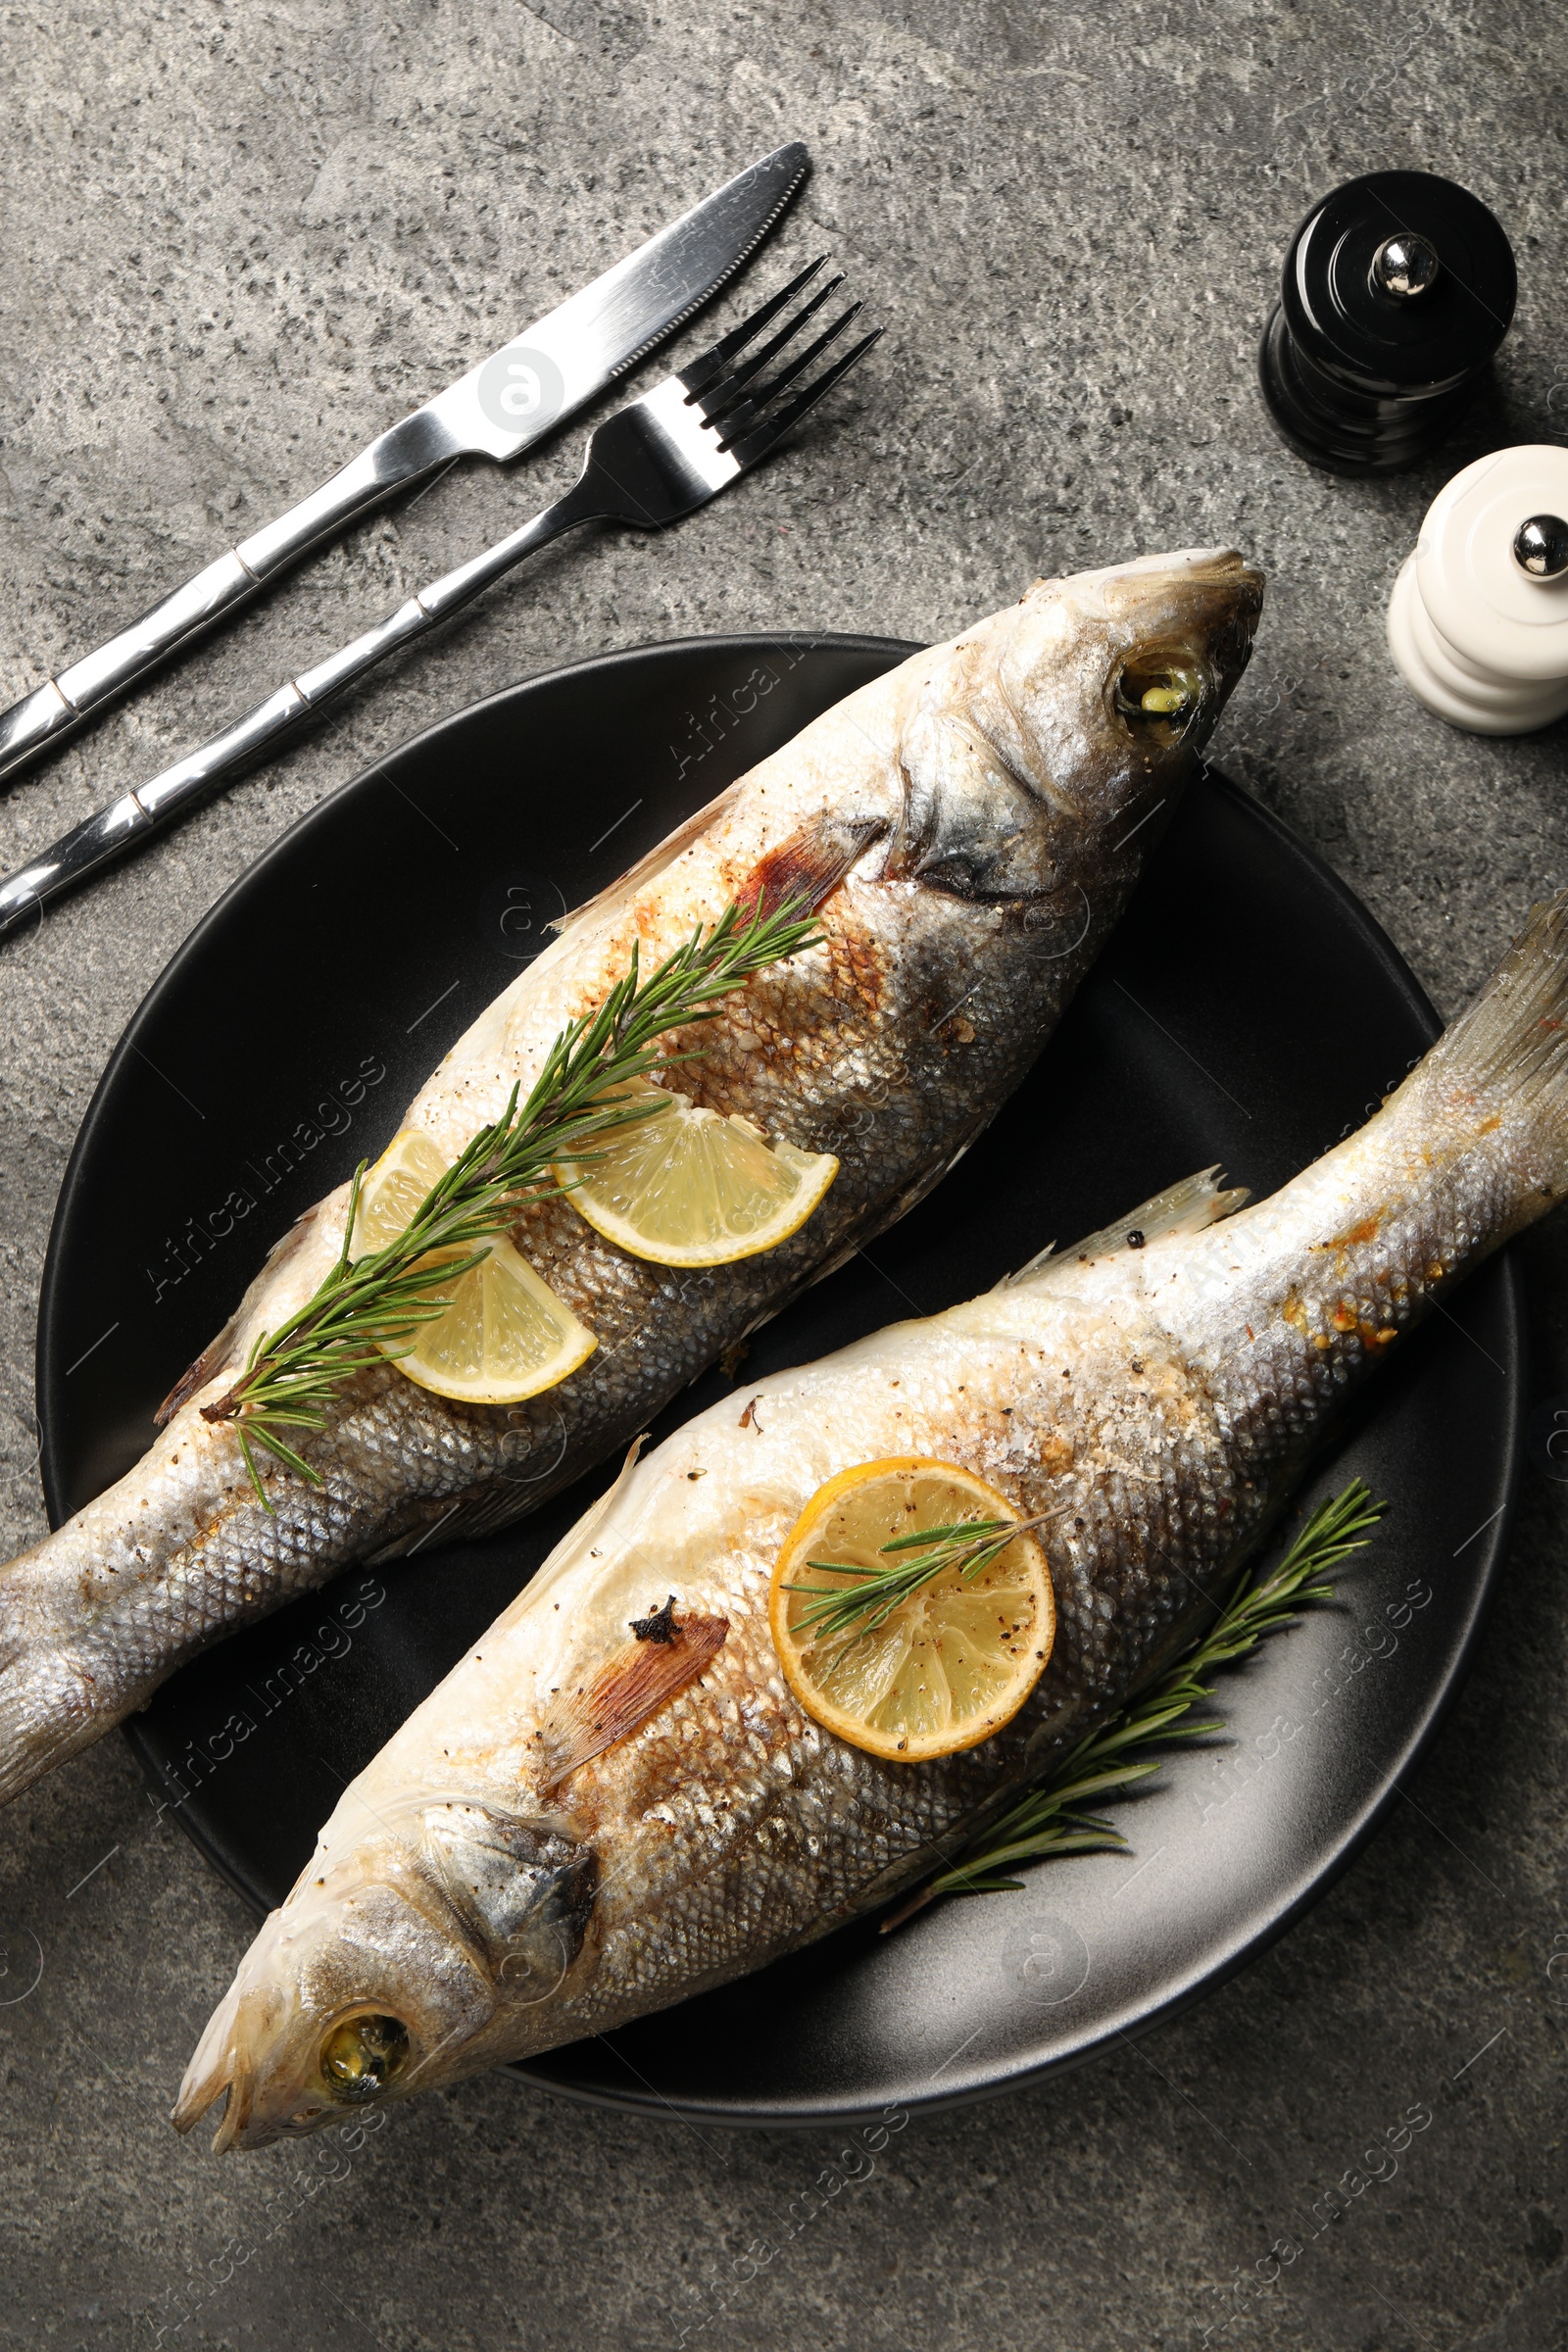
[539,1609,728,1793]
[736,815,888,922]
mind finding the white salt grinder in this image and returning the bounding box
[1387,445,1568,733]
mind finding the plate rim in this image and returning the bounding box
[32,630,1525,2127]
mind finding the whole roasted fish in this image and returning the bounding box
[176,886,1568,2148]
[0,550,1261,1808]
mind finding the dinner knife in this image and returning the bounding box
[0,141,809,791]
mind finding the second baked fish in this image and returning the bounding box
[177,882,1568,2145]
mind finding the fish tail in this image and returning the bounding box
[1396,884,1568,1233]
[1198,885,1568,1393]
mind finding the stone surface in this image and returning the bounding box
[2,3,1567,2347]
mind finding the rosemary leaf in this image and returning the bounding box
[881,1478,1386,1930]
[784,1509,1059,1644]
[203,897,820,1506]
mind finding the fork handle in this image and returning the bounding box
[0,411,457,794]
[0,472,607,942]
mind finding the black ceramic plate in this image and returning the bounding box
[38,636,1521,2125]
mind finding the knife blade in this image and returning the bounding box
[0,140,809,791]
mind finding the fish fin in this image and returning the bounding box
[1407,887,1568,1178]
[365,1482,540,1559]
[735,814,889,921]
[548,780,749,943]
[1004,1167,1250,1288]
[155,1309,243,1426]
[995,1242,1055,1288]
[538,1610,729,1794]
[483,1440,650,1633]
[1375,884,1568,1235]
[156,1202,331,1425]
[423,1484,543,1546]
[365,1431,652,1566]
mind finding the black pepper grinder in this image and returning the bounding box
[1258,170,1516,474]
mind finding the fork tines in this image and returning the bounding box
[679,259,882,467]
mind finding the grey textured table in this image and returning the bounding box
[2,6,1566,2348]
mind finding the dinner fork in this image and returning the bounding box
[0,263,879,941]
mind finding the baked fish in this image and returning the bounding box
[175,885,1568,2148]
[0,550,1261,1808]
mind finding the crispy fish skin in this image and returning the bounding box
[176,887,1568,2150]
[0,552,1261,1808]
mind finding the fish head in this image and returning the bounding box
[1000,544,1263,798]
[1065,541,1261,702]
[879,546,1263,910]
[172,1801,597,2149]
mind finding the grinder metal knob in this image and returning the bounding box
[1387,447,1568,734]
[1259,171,1516,474]
[1514,515,1568,579]
[1370,233,1441,300]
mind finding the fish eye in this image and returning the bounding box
[318,2009,410,2102]
[1113,655,1206,739]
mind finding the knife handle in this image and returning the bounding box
[0,480,601,944]
[0,409,458,796]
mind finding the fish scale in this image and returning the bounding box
[0,549,1260,1811]
[176,884,1568,2145]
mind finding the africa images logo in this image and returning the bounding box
[476,344,566,437]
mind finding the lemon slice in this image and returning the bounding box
[353,1131,596,1405]
[768,1457,1054,1762]
[554,1082,838,1268]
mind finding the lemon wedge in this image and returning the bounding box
[554,1082,838,1268]
[353,1131,596,1405]
[768,1457,1054,1762]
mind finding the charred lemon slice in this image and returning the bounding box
[353,1131,596,1405]
[768,1457,1054,1762]
[554,1081,837,1268]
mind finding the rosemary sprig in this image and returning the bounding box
[785,1511,1059,1645]
[880,1478,1386,1929]
[203,897,820,1503]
